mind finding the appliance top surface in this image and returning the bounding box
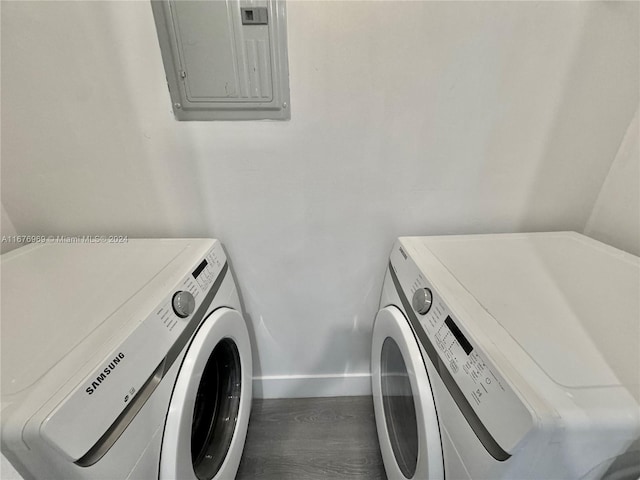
[0,239,216,396]
[401,232,640,396]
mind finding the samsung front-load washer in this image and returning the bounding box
[372,232,640,480]
[1,238,252,480]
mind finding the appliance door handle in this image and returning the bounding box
[74,359,165,467]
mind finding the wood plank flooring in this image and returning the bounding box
[236,396,388,480]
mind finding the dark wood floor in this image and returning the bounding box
[237,396,388,480]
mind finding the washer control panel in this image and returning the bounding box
[428,299,509,408]
[389,241,533,452]
[156,249,223,333]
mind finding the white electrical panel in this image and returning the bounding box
[151,0,290,121]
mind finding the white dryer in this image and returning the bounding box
[1,239,252,480]
[371,232,640,480]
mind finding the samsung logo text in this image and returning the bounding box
[85,352,125,395]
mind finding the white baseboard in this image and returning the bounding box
[252,372,372,399]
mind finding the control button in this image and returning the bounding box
[449,360,459,373]
[412,288,433,315]
[172,291,195,318]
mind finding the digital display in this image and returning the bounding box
[192,259,208,279]
[445,316,473,355]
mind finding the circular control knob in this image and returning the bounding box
[412,288,433,315]
[172,291,195,318]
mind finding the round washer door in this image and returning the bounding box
[160,307,252,480]
[372,306,444,480]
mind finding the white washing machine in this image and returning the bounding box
[1,239,252,480]
[371,232,640,480]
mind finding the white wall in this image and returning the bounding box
[585,109,640,256]
[0,204,21,254]
[2,1,638,397]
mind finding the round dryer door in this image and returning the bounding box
[372,306,444,480]
[160,307,252,480]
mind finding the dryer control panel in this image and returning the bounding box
[40,242,227,462]
[388,241,534,455]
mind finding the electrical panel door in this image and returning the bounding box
[152,0,290,120]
